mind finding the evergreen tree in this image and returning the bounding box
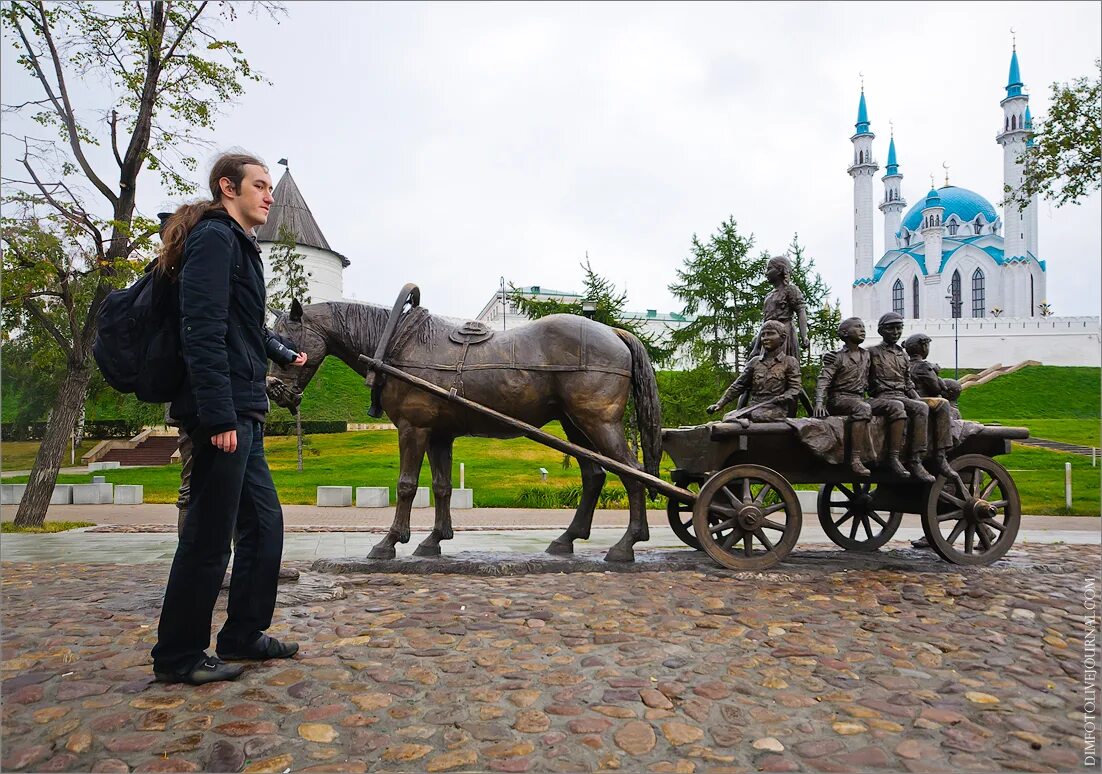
[267,224,311,310]
[785,233,841,366]
[668,217,769,371]
[509,257,672,363]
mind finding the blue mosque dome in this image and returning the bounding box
[901,185,997,233]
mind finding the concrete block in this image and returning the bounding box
[317,486,353,507]
[92,475,107,483]
[355,487,389,508]
[796,489,820,513]
[89,461,120,471]
[98,483,113,504]
[114,485,143,505]
[1,484,26,505]
[72,484,103,505]
[413,487,430,507]
[50,485,73,505]
[450,489,473,509]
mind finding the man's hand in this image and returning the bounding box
[706,403,721,414]
[813,402,828,419]
[212,429,238,453]
[800,335,810,351]
[291,352,308,367]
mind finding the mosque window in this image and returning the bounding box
[912,276,920,318]
[947,220,958,236]
[971,269,985,318]
[974,216,983,234]
[951,271,962,318]
[892,279,904,317]
[1030,275,1035,316]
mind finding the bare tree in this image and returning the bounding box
[1,0,282,527]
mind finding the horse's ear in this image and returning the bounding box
[289,299,304,322]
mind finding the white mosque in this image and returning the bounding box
[849,47,1098,367]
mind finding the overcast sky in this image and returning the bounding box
[3,1,1100,319]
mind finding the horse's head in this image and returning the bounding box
[268,299,328,409]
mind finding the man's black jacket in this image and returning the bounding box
[169,209,298,435]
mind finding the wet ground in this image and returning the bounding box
[2,541,1099,773]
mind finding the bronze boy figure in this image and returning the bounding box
[812,317,884,477]
[868,312,955,482]
[708,320,801,422]
[904,333,962,419]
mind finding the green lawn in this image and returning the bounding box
[958,366,1099,419]
[2,441,98,472]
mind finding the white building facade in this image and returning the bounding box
[474,286,696,368]
[850,47,1099,367]
[256,167,349,304]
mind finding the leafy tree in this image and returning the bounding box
[668,216,769,371]
[1006,59,1101,209]
[266,223,311,310]
[509,257,672,363]
[1,0,280,527]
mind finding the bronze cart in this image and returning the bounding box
[662,421,1029,571]
[361,355,1027,572]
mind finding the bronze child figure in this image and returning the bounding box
[750,255,810,362]
[707,320,801,422]
[904,333,962,419]
[812,317,883,477]
[868,312,955,482]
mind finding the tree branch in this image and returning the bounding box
[110,109,123,168]
[22,298,73,358]
[15,2,119,207]
[162,1,207,64]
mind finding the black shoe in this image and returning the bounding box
[911,536,932,549]
[218,634,299,662]
[154,656,244,685]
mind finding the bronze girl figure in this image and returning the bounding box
[750,255,809,362]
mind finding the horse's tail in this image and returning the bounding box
[614,328,662,480]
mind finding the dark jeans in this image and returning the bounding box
[151,419,284,674]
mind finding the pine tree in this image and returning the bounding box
[668,217,769,371]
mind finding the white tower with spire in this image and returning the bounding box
[849,87,878,321]
[879,130,906,252]
[1024,106,1039,258]
[997,44,1030,263]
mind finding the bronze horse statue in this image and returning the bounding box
[269,298,662,562]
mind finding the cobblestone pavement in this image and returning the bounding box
[2,543,1099,773]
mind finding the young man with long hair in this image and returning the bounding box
[151,152,306,685]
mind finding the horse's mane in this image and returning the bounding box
[309,300,456,356]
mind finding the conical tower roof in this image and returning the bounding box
[257,168,348,265]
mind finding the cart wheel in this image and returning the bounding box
[666,480,703,550]
[692,465,801,571]
[817,483,903,552]
[922,454,1021,566]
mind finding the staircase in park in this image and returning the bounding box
[83,431,180,467]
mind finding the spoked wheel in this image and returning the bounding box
[922,454,1021,566]
[817,482,903,552]
[666,480,703,549]
[692,465,802,571]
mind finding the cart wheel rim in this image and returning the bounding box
[666,481,703,550]
[817,482,903,552]
[692,465,801,571]
[923,454,1021,566]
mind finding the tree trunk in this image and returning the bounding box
[14,362,92,528]
[296,412,303,473]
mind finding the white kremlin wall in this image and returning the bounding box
[906,316,1100,368]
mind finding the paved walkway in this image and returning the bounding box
[1,544,1098,772]
[1018,437,1099,457]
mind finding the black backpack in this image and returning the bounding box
[92,260,186,403]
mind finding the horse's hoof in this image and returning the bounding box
[367,545,396,560]
[413,544,441,557]
[604,547,635,563]
[546,540,573,555]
